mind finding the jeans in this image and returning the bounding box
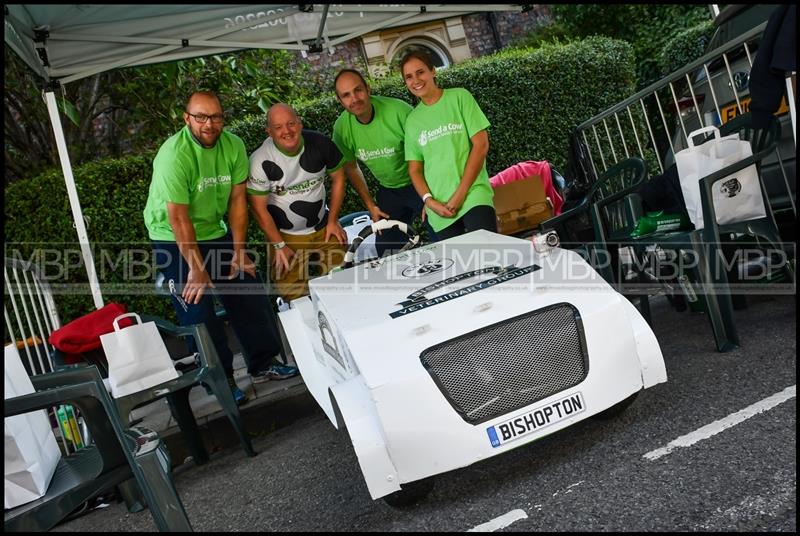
[152,234,282,378]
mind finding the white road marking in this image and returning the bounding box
[644,385,796,461]
[552,480,585,497]
[468,509,528,532]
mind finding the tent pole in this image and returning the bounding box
[43,90,105,310]
[313,4,330,52]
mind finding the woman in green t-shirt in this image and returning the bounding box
[401,48,497,240]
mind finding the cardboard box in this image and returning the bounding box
[492,175,553,235]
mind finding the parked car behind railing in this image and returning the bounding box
[666,5,794,223]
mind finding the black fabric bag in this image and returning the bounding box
[637,163,690,219]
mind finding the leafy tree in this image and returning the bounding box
[508,20,572,49]
[549,5,712,87]
[111,49,311,154]
[4,47,312,185]
[4,46,123,185]
[658,20,715,75]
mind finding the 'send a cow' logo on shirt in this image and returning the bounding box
[357,147,396,161]
[196,174,232,192]
[417,123,464,147]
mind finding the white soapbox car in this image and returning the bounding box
[278,220,667,506]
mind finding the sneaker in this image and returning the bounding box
[173,352,199,374]
[251,364,300,383]
[227,377,249,406]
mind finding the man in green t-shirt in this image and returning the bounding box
[144,91,297,405]
[332,69,435,256]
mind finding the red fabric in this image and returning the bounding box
[489,161,564,215]
[48,302,133,354]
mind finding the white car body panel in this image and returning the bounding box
[279,230,667,500]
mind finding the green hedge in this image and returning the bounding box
[658,20,714,76]
[5,37,635,324]
[4,154,169,323]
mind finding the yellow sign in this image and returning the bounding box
[721,95,790,124]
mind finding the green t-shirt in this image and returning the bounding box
[332,95,413,189]
[143,127,249,241]
[404,88,493,232]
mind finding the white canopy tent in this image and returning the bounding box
[4,4,523,308]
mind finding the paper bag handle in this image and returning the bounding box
[686,126,720,148]
[113,312,142,331]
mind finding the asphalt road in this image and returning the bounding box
[53,294,796,531]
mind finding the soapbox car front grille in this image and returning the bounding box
[420,303,589,424]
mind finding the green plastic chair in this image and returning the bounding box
[628,112,793,351]
[53,316,257,467]
[53,316,258,512]
[540,157,650,319]
[119,317,257,464]
[3,366,192,532]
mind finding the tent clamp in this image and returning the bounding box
[299,5,313,13]
[420,6,427,13]
[182,39,189,47]
[33,28,49,42]
[41,79,61,93]
[521,5,534,13]
[33,28,50,67]
[308,43,323,54]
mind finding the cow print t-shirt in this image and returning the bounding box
[247,129,344,234]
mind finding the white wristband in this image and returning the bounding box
[273,241,286,250]
[421,193,433,204]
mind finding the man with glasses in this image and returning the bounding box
[144,91,298,406]
[247,102,348,301]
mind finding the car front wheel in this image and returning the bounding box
[591,391,641,420]
[382,477,435,508]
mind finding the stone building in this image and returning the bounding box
[293,6,552,88]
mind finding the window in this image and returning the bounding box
[392,39,451,70]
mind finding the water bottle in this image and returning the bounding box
[677,275,697,303]
[678,274,707,312]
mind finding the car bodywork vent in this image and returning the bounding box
[420,303,589,424]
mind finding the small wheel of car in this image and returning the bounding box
[591,391,640,420]
[382,477,435,508]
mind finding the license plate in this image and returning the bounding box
[486,392,585,448]
[720,95,789,124]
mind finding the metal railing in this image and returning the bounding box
[574,21,794,218]
[4,257,61,375]
[4,256,87,454]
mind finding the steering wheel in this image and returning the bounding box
[341,219,421,269]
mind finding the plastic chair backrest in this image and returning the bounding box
[3,365,192,532]
[590,157,648,241]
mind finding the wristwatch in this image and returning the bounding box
[273,241,287,250]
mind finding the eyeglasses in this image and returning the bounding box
[187,112,225,124]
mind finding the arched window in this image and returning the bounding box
[392,39,451,70]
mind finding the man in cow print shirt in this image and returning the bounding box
[247,103,348,301]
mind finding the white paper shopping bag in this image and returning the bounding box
[100,313,179,398]
[4,343,62,509]
[675,126,766,230]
